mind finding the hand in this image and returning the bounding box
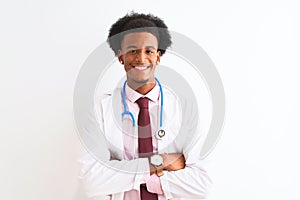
[110,157,119,161]
[161,153,185,171]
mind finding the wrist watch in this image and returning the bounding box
[150,154,164,177]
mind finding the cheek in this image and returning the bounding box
[124,65,131,72]
[123,53,133,61]
[152,54,160,62]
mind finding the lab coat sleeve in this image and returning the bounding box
[79,149,149,198]
[78,95,149,198]
[159,145,212,199]
[159,98,213,199]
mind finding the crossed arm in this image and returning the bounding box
[79,147,211,199]
[148,153,186,175]
[79,96,212,199]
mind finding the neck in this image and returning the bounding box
[136,83,156,95]
[127,80,156,95]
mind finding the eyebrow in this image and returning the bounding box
[126,45,157,50]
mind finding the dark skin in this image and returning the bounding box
[118,32,159,94]
[148,153,186,175]
[118,32,186,174]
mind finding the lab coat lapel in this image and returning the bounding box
[157,90,181,154]
[101,89,124,159]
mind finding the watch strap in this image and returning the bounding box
[156,165,164,177]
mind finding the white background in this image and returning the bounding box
[1,0,300,199]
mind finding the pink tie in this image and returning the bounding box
[136,97,158,200]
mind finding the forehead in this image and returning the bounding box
[121,32,158,49]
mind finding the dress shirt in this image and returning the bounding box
[122,83,165,199]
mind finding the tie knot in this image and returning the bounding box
[136,97,149,109]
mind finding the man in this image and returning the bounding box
[79,12,212,200]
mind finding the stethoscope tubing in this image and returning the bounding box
[121,77,163,127]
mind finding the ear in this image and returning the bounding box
[118,50,124,64]
[156,51,161,64]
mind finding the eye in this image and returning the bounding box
[146,50,154,54]
[128,49,137,53]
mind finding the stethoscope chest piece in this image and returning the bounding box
[156,129,165,139]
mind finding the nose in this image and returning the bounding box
[135,51,146,63]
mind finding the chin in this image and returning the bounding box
[133,78,150,85]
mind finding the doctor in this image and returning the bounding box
[79,12,212,200]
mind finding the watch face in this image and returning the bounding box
[151,155,163,166]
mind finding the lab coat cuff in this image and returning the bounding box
[160,170,172,199]
[133,158,149,190]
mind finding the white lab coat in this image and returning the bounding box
[79,86,212,200]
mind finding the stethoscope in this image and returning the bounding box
[121,77,166,139]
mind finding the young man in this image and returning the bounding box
[79,12,212,200]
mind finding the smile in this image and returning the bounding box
[132,65,152,71]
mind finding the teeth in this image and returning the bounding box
[135,66,148,70]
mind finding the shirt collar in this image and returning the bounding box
[125,81,160,103]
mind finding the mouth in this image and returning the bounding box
[132,65,152,71]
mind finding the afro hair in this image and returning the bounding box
[107,12,172,56]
